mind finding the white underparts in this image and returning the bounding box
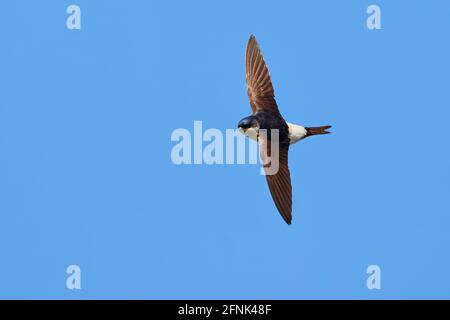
[287,122,307,144]
[239,127,259,141]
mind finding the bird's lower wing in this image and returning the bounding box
[259,135,293,225]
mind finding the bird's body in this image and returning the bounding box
[240,118,307,145]
[238,35,331,225]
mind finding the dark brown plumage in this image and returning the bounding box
[245,35,279,114]
[240,34,331,225]
[245,35,293,225]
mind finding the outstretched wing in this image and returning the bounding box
[259,134,292,225]
[245,35,279,113]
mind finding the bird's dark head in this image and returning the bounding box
[237,116,258,130]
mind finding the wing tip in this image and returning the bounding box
[248,34,257,46]
[283,215,292,225]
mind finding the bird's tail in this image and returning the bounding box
[305,125,332,137]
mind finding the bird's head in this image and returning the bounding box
[238,116,258,131]
[238,116,260,140]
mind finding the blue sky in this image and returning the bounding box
[1,0,450,299]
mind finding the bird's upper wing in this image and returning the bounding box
[245,35,279,113]
[259,134,292,225]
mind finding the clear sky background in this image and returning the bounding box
[1,1,450,299]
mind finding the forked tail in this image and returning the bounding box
[305,125,332,137]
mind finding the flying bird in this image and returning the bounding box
[238,35,332,225]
